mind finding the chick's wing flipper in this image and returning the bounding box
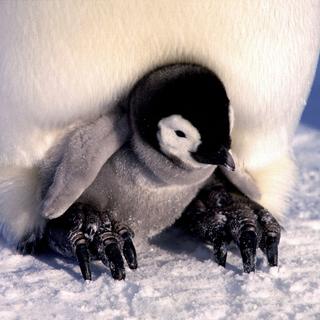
[40,113,129,219]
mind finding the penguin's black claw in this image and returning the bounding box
[178,172,281,273]
[45,203,92,280]
[212,236,228,267]
[118,227,138,270]
[264,234,279,267]
[228,209,259,273]
[238,230,257,273]
[44,203,137,281]
[92,219,127,280]
[75,243,92,281]
[103,242,126,280]
[256,208,281,267]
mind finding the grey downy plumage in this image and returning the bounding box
[43,63,235,240]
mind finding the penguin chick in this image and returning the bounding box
[43,63,235,279]
[76,63,235,238]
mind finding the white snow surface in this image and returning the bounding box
[0,125,319,320]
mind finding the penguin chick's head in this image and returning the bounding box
[129,63,235,170]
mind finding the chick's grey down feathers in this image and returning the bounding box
[40,111,130,220]
[41,64,281,280]
[39,63,233,280]
[40,64,232,233]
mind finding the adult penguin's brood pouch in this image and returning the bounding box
[0,1,319,246]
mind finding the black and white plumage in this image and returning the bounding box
[43,64,280,280]
[76,64,234,233]
[0,2,319,253]
[42,63,236,280]
[40,64,234,224]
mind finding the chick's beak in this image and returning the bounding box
[220,148,236,171]
[191,145,235,171]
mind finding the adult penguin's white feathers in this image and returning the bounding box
[0,1,319,244]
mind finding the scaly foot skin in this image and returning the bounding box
[176,170,281,273]
[44,203,138,281]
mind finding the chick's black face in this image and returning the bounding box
[130,63,234,170]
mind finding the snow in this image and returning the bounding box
[0,124,319,320]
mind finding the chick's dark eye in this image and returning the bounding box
[175,130,186,138]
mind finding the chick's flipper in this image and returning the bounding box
[44,203,137,281]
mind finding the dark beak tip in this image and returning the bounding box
[191,146,235,170]
[223,151,236,171]
[223,162,235,171]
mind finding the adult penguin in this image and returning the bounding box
[0,2,319,254]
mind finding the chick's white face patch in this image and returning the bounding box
[157,114,207,168]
